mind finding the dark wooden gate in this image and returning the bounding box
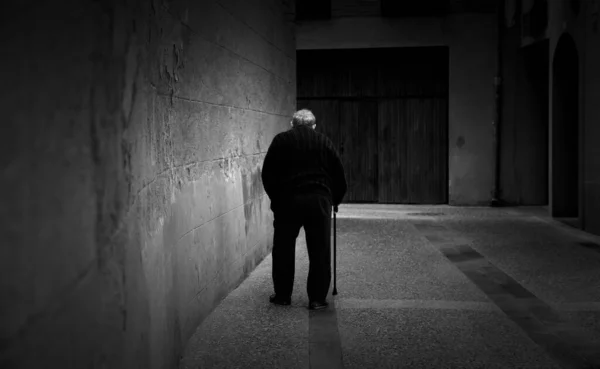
[340,100,379,202]
[297,47,448,204]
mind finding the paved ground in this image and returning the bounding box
[179,205,600,369]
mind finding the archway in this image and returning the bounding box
[551,33,579,219]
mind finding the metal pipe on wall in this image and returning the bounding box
[491,0,504,207]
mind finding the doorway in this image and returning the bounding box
[296,47,449,204]
[551,33,579,221]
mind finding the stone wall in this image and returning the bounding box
[0,0,296,368]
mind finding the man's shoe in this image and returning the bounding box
[309,300,329,310]
[269,294,291,306]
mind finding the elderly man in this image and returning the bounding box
[261,109,347,310]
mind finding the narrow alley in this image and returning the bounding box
[179,205,600,369]
[4,0,600,368]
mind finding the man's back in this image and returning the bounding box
[261,124,346,210]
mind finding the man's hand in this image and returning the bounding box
[334,205,338,213]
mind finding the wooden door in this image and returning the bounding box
[378,99,447,204]
[297,47,449,205]
[340,100,378,202]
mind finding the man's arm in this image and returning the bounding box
[261,135,280,199]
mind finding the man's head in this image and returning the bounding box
[291,109,316,129]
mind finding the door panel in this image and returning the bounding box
[340,100,378,202]
[378,99,447,204]
[378,100,408,203]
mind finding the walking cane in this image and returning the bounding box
[332,205,338,296]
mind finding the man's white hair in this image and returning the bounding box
[291,109,316,127]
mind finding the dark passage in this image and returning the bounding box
[552,33,580,219]
[4,0,600,368]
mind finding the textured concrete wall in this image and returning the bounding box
[499,18,550,206]
[296,15,497,205]
[445,14,497,205]
[296,17,445,49]
[0,0,295,368]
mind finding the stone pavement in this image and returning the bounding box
[179,205,600,369]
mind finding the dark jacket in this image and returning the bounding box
[261,125,347,211]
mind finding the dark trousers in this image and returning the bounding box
[271,193,332,302]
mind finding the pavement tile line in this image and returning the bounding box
[413,221,600,369]
[308,298,344,369]
[335,298,500,312]
[555,302,600,312]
